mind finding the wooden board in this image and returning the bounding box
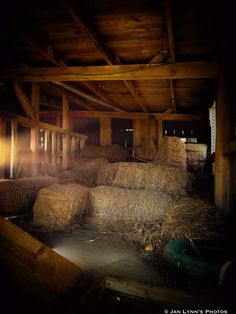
[0,216,85,300]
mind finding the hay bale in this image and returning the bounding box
[155,136,187,170]
[161,197,226,243]
[95,163,119,186]
[96,162,187,197]
[56,158,108,187]
[33,184,90,231]
[89,186,174,223]
[0,176,59,216]
[185,143,207,172]
[78,144,129,162]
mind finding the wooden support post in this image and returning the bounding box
[10,121,18,179]
[157,120,163,149]
[0,118,6,178]
[62,96,70,170]
[133,119,145,157]
[100,118,111,146]
[147,116,157,158]
[30,83,40,176]
[215,63,231,215]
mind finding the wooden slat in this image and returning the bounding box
[0,111,87,139]
[13,82,34,119]
[71,110,202,121]
[62,96,69,170]
[2,62,217,81]
[53,82,125,112]
[0,216,84,300]
[223,139,236,156]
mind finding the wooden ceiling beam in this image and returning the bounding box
[61,0,147,112]
[53,82,125,112]
[13,82,35,119]
[1,62,217,81]
[65,110,202,121]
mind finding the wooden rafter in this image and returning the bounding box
[13,82,34,119]
[2,62,217,82]
[42,83,96,111]
[16,30,67,67]
[53,82,125,112]
[163,0,177,113]
[17,31,116,112]
[61,0,147,112]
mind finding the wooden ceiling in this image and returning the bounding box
[0,0,221,114]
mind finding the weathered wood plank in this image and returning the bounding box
[1,62,218,81]
[0,217,84,300]
[105,276,212,307]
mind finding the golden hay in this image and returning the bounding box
[56,158,108,187]
[96,162,187,198]
[155,136,187,170]
[0,176,59,216]
[161,197,226,243]
[185,143,207,172]
[89,185,174,222]
[33,184,90,231]
[92,197,226,253]
[78,144,129,162]
[95,163,119,186]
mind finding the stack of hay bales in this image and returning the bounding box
[33,184,90,231]
[155,136,187,170]
[78,144,129,162]
[96,162,187,198]
[89,186,174,223]
[56,158,108,187]
[185,143,207,172]
[0,176,59,216]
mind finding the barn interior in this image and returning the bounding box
[0,0,235,313]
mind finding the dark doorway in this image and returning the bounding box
[111,119,133,148]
